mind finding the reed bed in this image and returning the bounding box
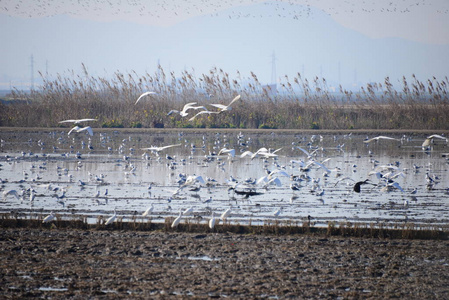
[1,213,447,240]
[1,65,448,130]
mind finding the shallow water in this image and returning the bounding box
[1,129,448,228]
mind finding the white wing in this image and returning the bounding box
[76,126,94,136]
[188,110,219,121]
[135,91,157,105]
[59,118,97,124]
[227,94,241,107]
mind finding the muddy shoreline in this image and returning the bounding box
[1,126,448,135]
[1,225,449,299]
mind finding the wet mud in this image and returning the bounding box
[1,227,448,299]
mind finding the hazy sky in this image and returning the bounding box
[1,0,448,89]
[3,0,448,44]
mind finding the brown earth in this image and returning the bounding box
[1,227,448,299]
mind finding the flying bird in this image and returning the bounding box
[353,179,371,193]
[167,102,207,117]
[141,143,181,155]
[59,118,97,125]
[422,134,448,149]
[135,91,157,105]
[188,110,219,121]
[209,94,241,112]
[363,136,400,143]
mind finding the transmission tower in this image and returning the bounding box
[271,51,277,85]
[30,54,34,90]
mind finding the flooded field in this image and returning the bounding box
[1,129,448,228]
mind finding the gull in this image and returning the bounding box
[296,146,320,159]
[2,189,20,201]
[209,94,241,112]
[241,147,282,160]
[273,207,282,217]
[381,181,404,192]
[363,136,400,143]
[70,126,94,136]
[141,143,181,155]
[217,148,236,158]
[167,102,207,117]
[135,91,157,105]
[59,118,97,125]
[188,110,219,121]
[422,134,448,149]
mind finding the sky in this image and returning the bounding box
[1,0,449,90]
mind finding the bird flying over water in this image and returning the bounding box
[141,143,181,155]
[422,134,448,149]
[353,179,371,193]
[363,136,400,143]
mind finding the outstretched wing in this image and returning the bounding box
[135,91,157,105]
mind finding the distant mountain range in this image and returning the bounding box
[1,1,448,90]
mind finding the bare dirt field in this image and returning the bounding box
[1,226,448,299]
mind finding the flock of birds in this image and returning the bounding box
[4,0,446,22]
[1,119,448,229]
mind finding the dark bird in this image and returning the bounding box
[353,179,370,193]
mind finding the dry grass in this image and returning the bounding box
[1,66,448,130]
[1,213,447,240]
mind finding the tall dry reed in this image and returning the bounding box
[1,65,448,130]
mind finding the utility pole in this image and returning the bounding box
[338,61,341,84]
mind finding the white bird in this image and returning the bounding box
[188,110,219,121]
[220,208,232,221]
[59,118,97,125]
[105,209,117,225]
[209,94,241,112]
[217,148,236,158]
[209,212,216,229]
[42,211,55,223]
[363,136,400,143]
[167,102,207,117]
[141,143,181,155]
[75,126,94,136]
[422,134,448,148]
[135,91,157,105]
[2,189,20,201]
[273,208,282,217]
[183,206,194,216]
[142,204,154,217]
[171,210,183,228]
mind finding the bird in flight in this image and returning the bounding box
[167,102,207,117]
[209,94,241,112]
[135,91,157,105]
[363,136,400,143]
[141,143,182,155]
